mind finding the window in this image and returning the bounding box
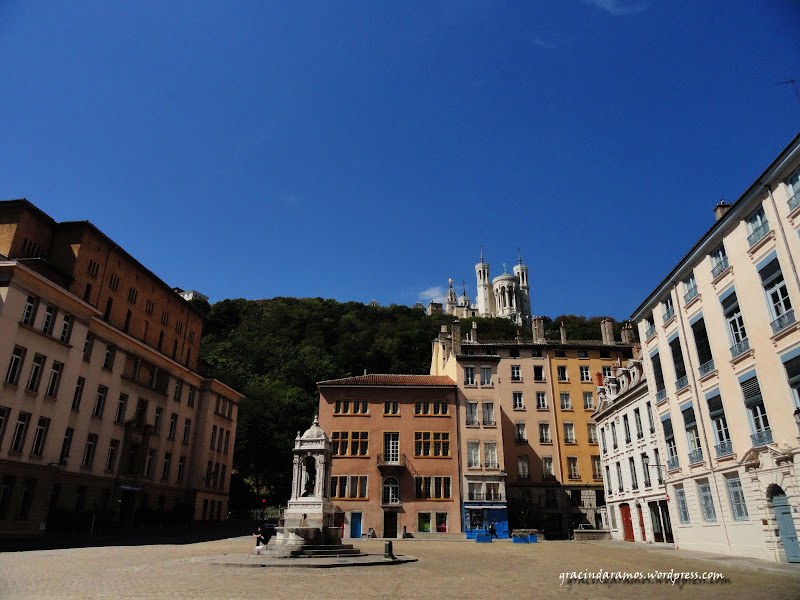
[513,392,524,410]
[60,427,73,463]
[382,477,400,504]
[31,417,50,456]
[161,310,169,325]
[515,422,526,443]
[710,244,728,278]
[511,365,521,381]
[82,433,98,468]
[21,295,38,325]
[623,414,631,443]
[106,439,120,471]
[707,393,731,455]
[187,386,196,407]
[539,422,551,443]
[145,448,156,478]
[332,475,368,499]
[415,401,448,415]
[59,314,73,343]
[587,422,598,443]
[414,432,450,457]
[760,257,794,332]
[726,476,749,521]
[563,422,575,443]
[482,402,495,426]
[480,366,492,386]
[592,455,602,479]
[633,408,643,438]
[115,394,128,423]
[41,305,55,334]
[605,465,613,494]
[414,476,451,499]
[616,462,624,492]
[467,441,480,468]
[183,418,192,444]
[102,345,116,371]
[555,350,566,358]
[93,386,108,418]
[224,430,230,453]
[6,346,26,385]
[579,365,591,382]
[384,400,399,415]
[173,380,183,403]
[578,350,588,359]
[128,287,138,303]
[646,402,655,432]
[351,400,369,414]
[333,399,350,414]
[629,457,638,490]
[518,455,530,479]
[10,412,31,453]
[109,273,120,291]
[0,407,8,448]
[698,481,717,522]
[162,453,172,481]
[651,352,666,398]
[210,425,217,449]
[542,456,554,478]
[145,299,154,315]
[536,392,547,410]
[670,337,687,389]
[484,441,498,468]
[466,402,478,426]
[45,361,63,398]
[557,365,568,381]
[176,457,186,483]
[662,295,674,322]
[153,407,164,434]
[746,205,769,246]
[560,392,571,410]
[741,375,771,445]
[533,365,544,381]
[27,353,45,392]
[83,335,94,362]
[331,431,369,456]
[601,427,607,453]
[722,291,747,350]
[602,366,612,378]
[684,272,698,302]
[567,456,579,479]
[464,366,476,385]
[583,391,594,410]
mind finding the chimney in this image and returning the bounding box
[471,320,478,343]
[621,322,635,344]
[560,321,567,344]
[532,316,546,344]
[440,325,452,358]
[714,200,732,221]
[451,321,462,356]
[601,318,615,345]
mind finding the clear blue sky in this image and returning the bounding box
[2,1,799,319]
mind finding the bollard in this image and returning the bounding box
[384,540,395,559]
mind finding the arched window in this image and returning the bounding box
[382,476,399,505]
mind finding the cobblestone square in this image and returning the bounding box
[1,537,798,600]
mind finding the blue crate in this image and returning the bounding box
[512,536,528,544]
[475,533,492,543]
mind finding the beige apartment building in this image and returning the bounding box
[0,199,241,538]
[631,132,800,562]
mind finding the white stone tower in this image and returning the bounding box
[475,249,493,317]
[445,278,458,315]
[513,251,531,323]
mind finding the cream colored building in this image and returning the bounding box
[630,132,800,563]
[0,200,242,538]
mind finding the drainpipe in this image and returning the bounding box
[671,282,733,552]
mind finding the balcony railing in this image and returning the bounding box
[539,437,551,444]
[515,436,527,444]
[381,497,402,507]
[484,461,499,469]
[715,440,734,457]
[750,428,773,447]
[645,324,656,339]
[655,388,667,403]
[747,221,770,247]
[467,493,504,502]
[730,338,750,358]
[675,376,689,391]
[376,454,406,467]
[482,418,496,426]
[662,307,675,323]
[684,287,698,303]
[771,309,796,335]
[789,189,800,211]
[698,359,715,377]
[688,448,704,465]
[711,256,729,279]
[667,456,680,471]
[465,418,479,426]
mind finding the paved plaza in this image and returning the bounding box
[1,536,798,600]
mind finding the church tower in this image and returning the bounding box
[513,251,531,324]
[445,278,458,315]
[475,249,493,317]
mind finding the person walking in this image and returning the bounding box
[489,522,498,539]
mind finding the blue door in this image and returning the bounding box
[773,496,800,563]
[350,512,362,539]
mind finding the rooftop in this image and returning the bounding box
[317,374,456,387]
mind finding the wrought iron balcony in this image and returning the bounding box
[747,221,770,247]
[467,492,504,502]
[485,461,499,469]
[688,448,704,465]
[666,456,680,471]
[750,428,773,447]
[466,417,479,426]
[698,359,715,377]
[482,418,496,426]
[662,307,675,323]
[645,324,656,340]
[771,309,796,335]
[684,287,698,303]
[790,190,800,211]
[715,440,733,457]
[711,256,729,279]
[675,376,689,391]
[655,388,667,403]
[539,437,551,444]
[376,453,406,468]
[730,338,750,358]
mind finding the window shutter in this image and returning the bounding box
[759,258,783,288]
[661,417,674,440]
[721,291,739,317]
[670,338,686,379]
[652,353,665,390]
[691,319,714,365]
[783,355,800,387]
[706,394,725,419]
[681,404,696,428]
[740,376,763,408]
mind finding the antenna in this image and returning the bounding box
[777,80,800,105]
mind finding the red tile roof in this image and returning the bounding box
[317,374,456,387]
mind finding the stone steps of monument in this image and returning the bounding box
[290,547,363,557]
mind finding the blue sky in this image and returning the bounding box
[1,1,798,319]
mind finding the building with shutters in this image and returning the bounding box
[0,199,242,539]
[630,132,800,562]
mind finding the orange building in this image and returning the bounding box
[317,375,461,539]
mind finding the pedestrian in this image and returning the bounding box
[489,522,498,539]
[252,524,267,553]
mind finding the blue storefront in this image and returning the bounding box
[463,500,509,539]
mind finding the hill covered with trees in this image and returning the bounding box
[193,297,632,506]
